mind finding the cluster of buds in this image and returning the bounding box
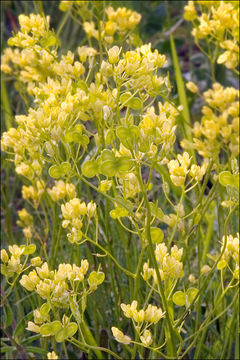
[17,208,34,240]
[143,243,184,283]
[218,233,239,279]
[83,7,141,44]
[22,180,45,208]
[47,180,76,202]
[167,152,207,187]
[20,260,89,303]
[1,244,40,278]
[61,198,96,243]
[112,300,164,347]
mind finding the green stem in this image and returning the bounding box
[136,165,177,357]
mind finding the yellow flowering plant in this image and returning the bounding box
[1,1,239,359]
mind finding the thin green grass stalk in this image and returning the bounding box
[1,76,13,131]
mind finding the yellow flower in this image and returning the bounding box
[20,271,40,291]
[140,329,152,347]
[111,327,131,345]
[31,257,42,267]
[145,304,164,324]
[184,1,197,21]
[26,321,40,333]
[1,249,9,263]
[108,46,121,64]
[186,81,198,93]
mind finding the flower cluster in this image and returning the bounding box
[184,1,239,70]
[61,198,96,243]
[112,300,164,347]
[59,2,141,45]
[182,84,239,161]
[47,181,76,202]
[167,152,207,187]
[143,243,184,282]
[1,244,40,278]
[17,208,34,239]
[218,233,239,279]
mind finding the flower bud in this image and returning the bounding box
[1,249,9,263]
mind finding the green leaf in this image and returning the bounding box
[14,312,34,337]
[88,271,105,288]
[82,160,98,178]
[21,244,36,255]
[105,129,115,145]
[66,322,78,337]
[101,161,117,177]
[49,162,71,179]
[219,171,234,187]
[170,34,195,161]
[65,131,89,145]
[0,346,15,354]
[150,203,164,220]
[101,149,115,162]
[172,291,186,306]
[150,227,164,244]
[55,328,67,343]
[40,321,61,336]
[40,303,51,318]
[120,92,131,105]
[116,125,140,149]
[217,259,227,270]
[25,346,48,355]
[128,97,142,110]
[186,287,198,303]
[61,162,71,174]
[120,92,142,110]
[3,304,12,328]
[110,207,129,219]
[1,76,13,130]
[55,323,78,342]
[48,165,61,179]
[116,157,132,172]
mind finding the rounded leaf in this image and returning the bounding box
[51,321,62,335]
[117,157,132,173]
[219,171,234,187]
[110,207,129,219]
[40,303,51,318]
[186,287,198,303]
[88,271,105,287]
[48,165,61,179]
[128,97,142,110]
[22,244,36,255]
[60,162,71,175]
[101,161,116,177]
[150,227,164,244]
[40,324,51,336]
[116,126,129,141]
[55,328,67,343]
[66,322,78,338]
[82,160,97,178]
[101,149,115,162]
[120,92,131,106]
[172,291,186,306]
